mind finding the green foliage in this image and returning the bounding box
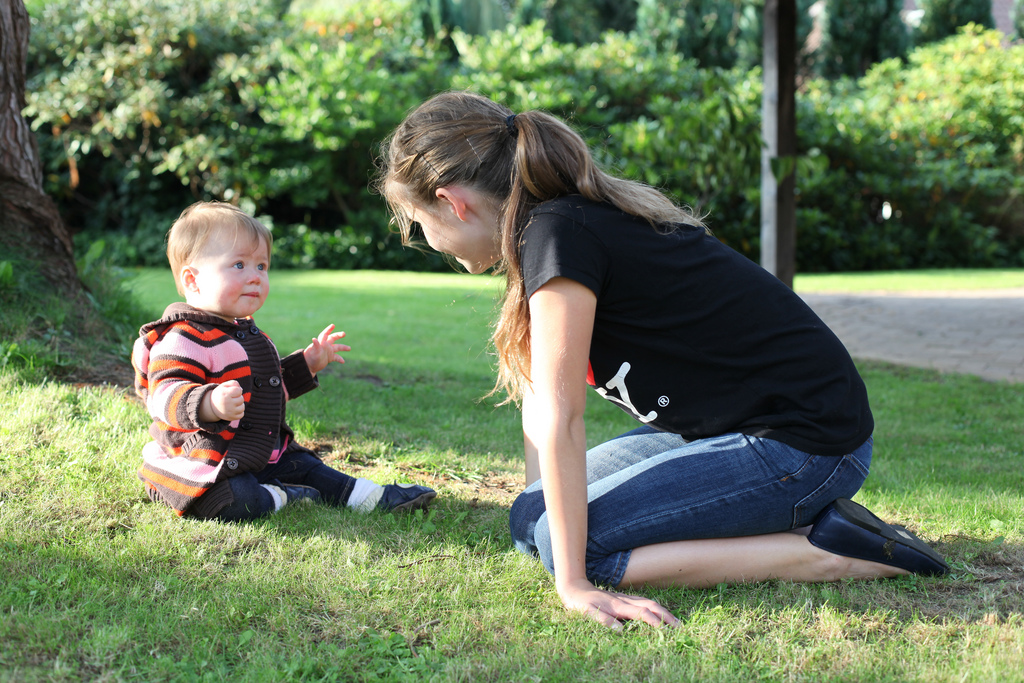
[1014,0,1024,39]
[914,0,995,44]
[726,0,819,74]
[25,0,447,272]
[76,242,155,353]
[798,26,1024,270]
[452,24,705,124]
[607,73,765,255]
[451,25,763,256]
[0,257,74,380]
[197,24,444,269]
[815,0,909,79]
[0,261,14,294]
[24,0,289,263]
[453,23,1023,269]
[23,3,1024,273]
[270,220,447,271]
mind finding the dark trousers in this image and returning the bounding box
[214,445,356,522]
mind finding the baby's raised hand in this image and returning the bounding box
[208,379,245,422]
[303,324,351,375]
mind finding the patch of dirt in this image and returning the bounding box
[66,352,135,389]
[314,442,523,507]
[352,374,386,387]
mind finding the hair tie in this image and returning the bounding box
[505,114,519,139]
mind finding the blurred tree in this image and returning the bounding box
[420,0,509,60]
[915,0,994,44]
[815,0,909,78]
[1010,0,1023,37]
[626,1,816,72]
[0,0,80,295]
[513,0,635,44]
[460,0,508,33]
[634,0,751,68]
[422,0,508,36]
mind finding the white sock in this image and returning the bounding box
[347,478,384,513]
[261,484,287,512]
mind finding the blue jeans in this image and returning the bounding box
[509,426,872,587]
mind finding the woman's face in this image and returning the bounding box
[406,188,501,275]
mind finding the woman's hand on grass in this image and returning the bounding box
[303,324,351,375]
[557,578,679,630]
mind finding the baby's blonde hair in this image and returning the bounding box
[166,202,273,295]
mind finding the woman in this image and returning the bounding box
[377,91,948,629]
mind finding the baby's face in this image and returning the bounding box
[183,229,270,321]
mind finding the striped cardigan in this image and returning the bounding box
[132,303,318,517]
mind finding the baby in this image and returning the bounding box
[132,201,435,521]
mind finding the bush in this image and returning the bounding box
[453,24,1023,270]
[513,0,635,45]
[25,0,447,271]
[798,26,1024,270]
[24,0,290,264]
[451,25,763,256]
[24,5,1024,273]
[191,25,445,266]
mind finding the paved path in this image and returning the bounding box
[800,289,1024,384]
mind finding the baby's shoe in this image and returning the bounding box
[375,483,436,512]
[262,481,320,513]
[280,484,321,504]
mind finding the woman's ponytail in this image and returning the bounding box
[378,91,703,403]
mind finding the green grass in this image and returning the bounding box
[795,268,1024,293]
[2,268,1023,682]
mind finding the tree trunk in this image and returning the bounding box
[0,0,80,295]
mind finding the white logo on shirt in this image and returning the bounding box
[595,361,658,423]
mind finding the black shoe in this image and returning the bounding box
[280,484,321,504]
[376,484,436,512]
[807,498,949,576]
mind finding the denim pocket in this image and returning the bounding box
[791,454,869,527]
[745,435,816,483]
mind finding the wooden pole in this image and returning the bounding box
[761,0,797,288]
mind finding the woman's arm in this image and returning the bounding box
[525,277,678,629]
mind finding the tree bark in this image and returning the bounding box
[0,0,80,295]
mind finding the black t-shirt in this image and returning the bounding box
[519,196,873,457]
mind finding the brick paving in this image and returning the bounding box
[800,288,1024,383]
